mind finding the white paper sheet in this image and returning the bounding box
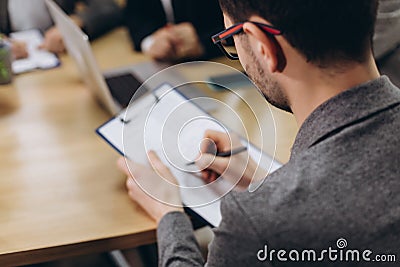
[97,84,282,226]
[11,29,60,74]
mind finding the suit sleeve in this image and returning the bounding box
[206,194,270,266]
[124,0,166,51]
[157,194,270,267]
[74,0,123,39]
[157,212,205,267]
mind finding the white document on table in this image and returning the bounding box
[10,29,60,74]
[97,83,282,227]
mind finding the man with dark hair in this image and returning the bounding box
[118,0,400,266]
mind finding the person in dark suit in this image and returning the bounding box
[0,0,122,57]
[125,0,224,61]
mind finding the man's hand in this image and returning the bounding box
[144,22,204,61]
[40,15,83,54]
[195,130,268,190]
[40,26,66,54]
[171,22,204,59]
[10,40,28,59]
[145,26,181,61]
[117,151,184,224]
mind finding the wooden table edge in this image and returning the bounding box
[0,229,156,266]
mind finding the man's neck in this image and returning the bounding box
[287,55,381,126]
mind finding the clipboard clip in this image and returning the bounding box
[120,118,131,124]
[119,91,161,124]
[152,91,161,103]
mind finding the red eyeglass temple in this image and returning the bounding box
[219,24,244,39]
[218,23,282,40]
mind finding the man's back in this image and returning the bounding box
[207,76,400,266]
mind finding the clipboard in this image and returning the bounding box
[96,83,282,227]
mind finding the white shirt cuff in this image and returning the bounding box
[141,35,155,52]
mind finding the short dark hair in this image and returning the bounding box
[219,0,379,67]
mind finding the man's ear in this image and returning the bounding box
[242,22,286,73]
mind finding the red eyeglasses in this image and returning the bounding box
[212,21,282,60]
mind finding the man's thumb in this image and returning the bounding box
[195,153,228,174]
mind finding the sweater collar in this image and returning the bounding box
[291,76,400,158]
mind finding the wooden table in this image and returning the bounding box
[0,28,297,266]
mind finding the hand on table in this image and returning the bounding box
[171,22,204,59]
[39,15,83,54]
[39,26,66,54]
[145,22,204,61]
[144,25,181,61]
[10,40,28,59]
[195,130,268,191]
[117,151,184,224]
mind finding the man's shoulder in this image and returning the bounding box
[223,106,400,248]
[217,78,400,250]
